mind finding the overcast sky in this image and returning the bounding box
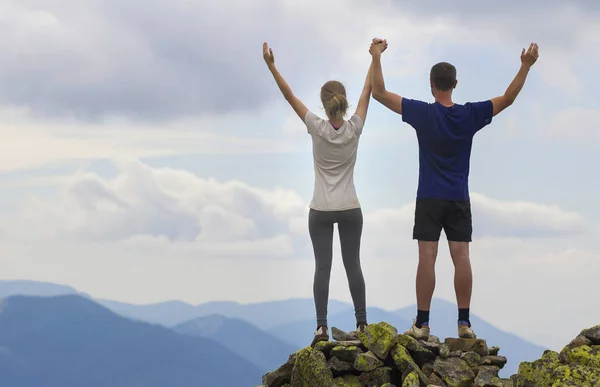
[0,0,599,350]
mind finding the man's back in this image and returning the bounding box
[401,99,493,201]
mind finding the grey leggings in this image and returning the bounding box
[309,208,367,327]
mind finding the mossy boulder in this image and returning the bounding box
[333,374,362,387]
[563,345,600,368]
[314,340,337,355]
[581,325,600,345]
[358,322,398,360]
[514,347,600,387]
[445,338,489,357]
[331,345,363,363]
[328,356,353,376]
[401,370,420,387]
[433,357,475,387]
[353,351,384,372]
[358,366,396,387]
[262,353,296,387]
[474,365,503,387]
[290,347,334,387]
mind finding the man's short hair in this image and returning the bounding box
[430,62,457,91]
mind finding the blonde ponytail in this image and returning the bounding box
[320,81,348,122]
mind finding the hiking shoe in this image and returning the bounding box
[404,321,430,340]
[356,322,368,334]
[311,325,329,347]
[458,324,477,339]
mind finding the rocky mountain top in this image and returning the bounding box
[256,322,600,387]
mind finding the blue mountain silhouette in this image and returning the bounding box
[0,295,262,387]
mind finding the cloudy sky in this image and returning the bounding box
[1,0,599,350]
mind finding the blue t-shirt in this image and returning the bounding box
[402,98,493,201]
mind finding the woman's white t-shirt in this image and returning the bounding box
[304,111,364,211]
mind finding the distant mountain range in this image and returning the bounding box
[174,314,297,371]
[0,279,548,379]
[0,294,262,387]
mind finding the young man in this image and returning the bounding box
[369,39,539,339]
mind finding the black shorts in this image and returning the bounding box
[413,199,472,242]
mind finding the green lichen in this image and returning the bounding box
[402,370,420,387]
[314,340,336,354]
[357,322,398,360]
[353,351,383,372]
[332,374,361,387]
[515,347,600,387]
[396,334,420,351]
[290,347,334,387]
[331,345,362,363]
[565,345,600,368]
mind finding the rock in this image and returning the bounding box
[333,374,362,387]
[581,325,600,345]
[433,357,475,387]
[474,365,503,387]
[335,340,364,347]
[481,356,508,369]
[562,345,600,368]
[420,340,440,355]
[262,353,296,387]
[396,334,421,351]
[429,335,441,345]
[439,343,451,359]
[402,370,420,387]
[333,327,358,341]
[358,322,398,360]
[559,335,594,362]
[450,350,462,358]
[354,351,384,372]
[358,366,395,387]
[290,347,334,387]
[422,361,435,377]
[513,346,600,387]
[445,338,489,357]
[331,345,363,363]
[327,356,353,376]
[381,384,397,387]
[488,346,500,356]
[428,371,447,386]
[460,351,481,367]
[314,340,337,355]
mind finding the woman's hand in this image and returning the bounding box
[263,42,275,68]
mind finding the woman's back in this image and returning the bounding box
[305,112,363,211]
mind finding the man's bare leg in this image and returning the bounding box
[448,241,472,309]
[449,241,476,338]
[405,240,438,339]
[416,241,439,311]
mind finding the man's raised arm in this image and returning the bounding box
[370,39,404,115]
[491,43,539,116]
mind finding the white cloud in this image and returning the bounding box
[1,159,599,349]
[544,107,600,142]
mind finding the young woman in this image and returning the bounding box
[263,41,385,346]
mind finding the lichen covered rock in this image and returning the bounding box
[433,357,475,387]
[290,347,334,387]
[331,345,363,363]
[357,322,398,360]
[581,325,600,345]
[353,351,384,372]
[333,374,361,387]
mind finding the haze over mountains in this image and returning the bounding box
[0,280,547,379]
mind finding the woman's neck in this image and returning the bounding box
[328,118,344,129]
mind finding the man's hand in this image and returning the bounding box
[521,43,539,68]
[263,42,275,67]
[369,38,388,57]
